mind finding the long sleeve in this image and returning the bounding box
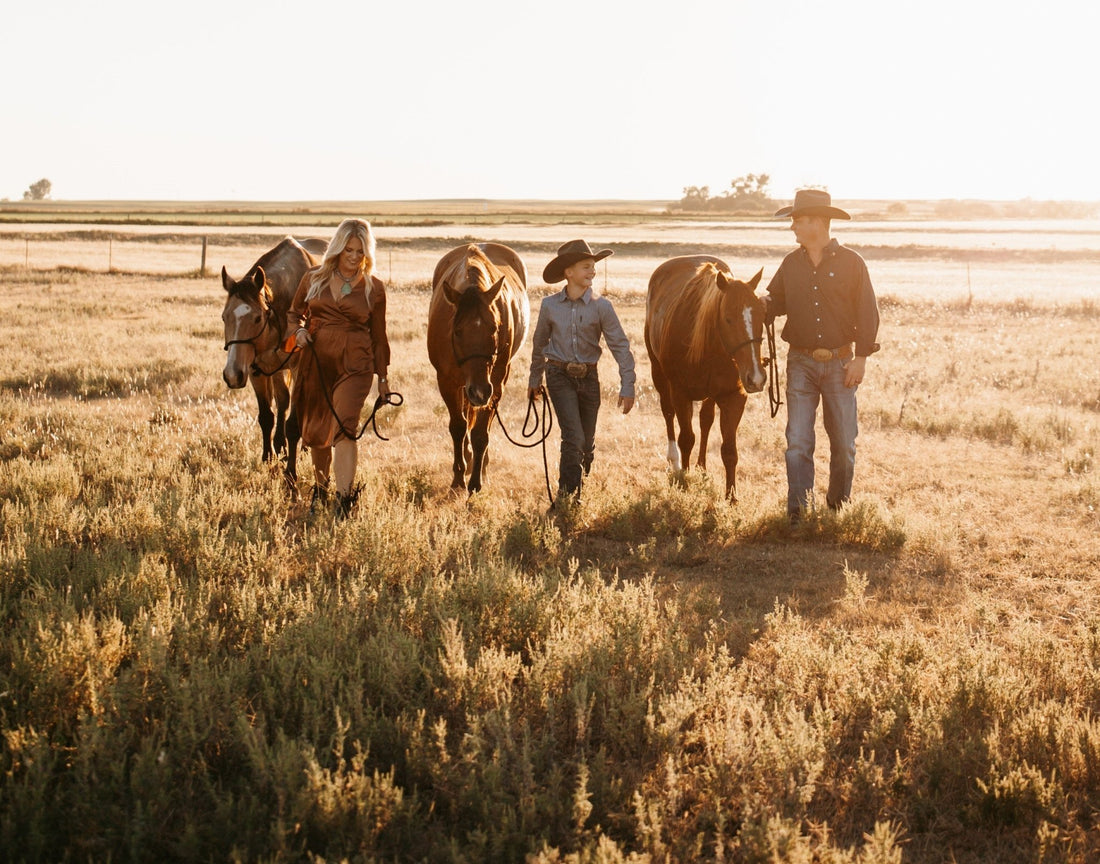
[597,298,636,399]
[851,257,880,358]
[287,272,311,334]
[368,277,390,375]
[527,297,553,388]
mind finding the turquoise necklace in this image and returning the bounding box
[335,268,356,296]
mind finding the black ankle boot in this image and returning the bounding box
[335,487,360,521]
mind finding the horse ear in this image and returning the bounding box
[482,276,505,302]
[221,266,232,292]
[715,271,733,293]
[748,268,763,291]
[251,266,266,288]
[254,266,273,304]
[442,279,462,305]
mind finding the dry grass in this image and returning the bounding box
[1,224,1099,862]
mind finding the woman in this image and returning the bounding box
[287,218,391,518]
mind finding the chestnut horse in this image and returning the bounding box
[427,243,529,494]
[645,255,767,499]
[220,237,325,467]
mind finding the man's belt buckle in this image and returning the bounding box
[811,348,835,363]
[565,362,589,378]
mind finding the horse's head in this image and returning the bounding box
[443,269,505,407]
[715,268,767,394]
[221,265,274,389]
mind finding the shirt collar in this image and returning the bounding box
[555,286,594,304]
[798,237,841,259]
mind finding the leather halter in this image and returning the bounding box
[223,303,273,351]
[727,336,763,357]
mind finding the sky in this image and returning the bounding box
[3,0,1097,203]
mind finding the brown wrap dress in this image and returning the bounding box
[287,270,390,448]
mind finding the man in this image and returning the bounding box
[764,189,880,525]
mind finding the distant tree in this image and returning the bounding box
[23,178,52,201]
[679,185,710,209]
[674,174,774,213]
[716,173,773,212]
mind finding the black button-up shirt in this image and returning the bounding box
[765,239,880,357]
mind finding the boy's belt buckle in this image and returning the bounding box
[565,362,589,378]
[811,348,835,363]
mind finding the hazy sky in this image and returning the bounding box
[4,0,1095,203]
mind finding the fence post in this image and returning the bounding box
[201,236,208,277]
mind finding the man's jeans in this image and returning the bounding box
[785,353,858,515]
[545,366,601,498]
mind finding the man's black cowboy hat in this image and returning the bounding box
[774,188,851,220]
[542,239,614,284]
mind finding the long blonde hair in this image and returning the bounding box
[305,218,376,303]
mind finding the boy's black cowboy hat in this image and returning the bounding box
[542,239,614,284]
[774,188,851,220]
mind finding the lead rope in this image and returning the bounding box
[309,343,404,441]
[249,343,297,378]
[766,319,783,418]
[493,387,555,506]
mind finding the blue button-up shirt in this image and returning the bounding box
[528,287,636,398]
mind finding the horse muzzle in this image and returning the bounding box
[743,374,767,395]
[223,367,248,389]
[465,384,492,407]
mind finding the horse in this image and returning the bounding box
[644,255,768,499]
[220,236,326,470]
[427,243,529,494]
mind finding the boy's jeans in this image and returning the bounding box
[545,366,601,498]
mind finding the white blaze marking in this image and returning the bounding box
[667,440,682,470]
[742,306,765,383]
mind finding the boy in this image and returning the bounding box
[528,239,636,505]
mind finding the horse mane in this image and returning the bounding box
[227,268,264,303]
[658,261,727,366]
[458,244,499,291]
[445,245,503,315]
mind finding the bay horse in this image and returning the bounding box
[644,255,767,499]
[427,243,529,494]
[220,236,325,469]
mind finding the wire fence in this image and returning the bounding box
[0,235,446,288]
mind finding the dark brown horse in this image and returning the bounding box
[220,237,325,467]
[645,255,767,499]
[427,243,529,494]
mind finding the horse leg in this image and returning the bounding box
[697,398,716,470]
[467,406,492,495]
[284,403,301,488]
[441,383,469,490]
[253,376,276,463]
[717,392,748,501]
[673,394,697,471]
[271,371,290,456]
[651,360,681,470]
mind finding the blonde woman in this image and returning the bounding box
[286,218,391,518]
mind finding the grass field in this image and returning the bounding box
[1,207,1099,862]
